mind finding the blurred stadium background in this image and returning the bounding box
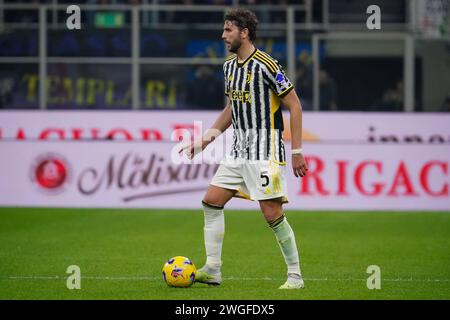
[0,0,449,300]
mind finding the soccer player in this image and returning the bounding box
[179,9,308,289]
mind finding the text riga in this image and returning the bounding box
[301,157,448,197]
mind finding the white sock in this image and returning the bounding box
[202,201,225,273]
[270,215,302,277]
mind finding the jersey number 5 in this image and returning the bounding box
[260,173,270,187]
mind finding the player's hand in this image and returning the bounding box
[178,139,206,160]
[292,153,308,178]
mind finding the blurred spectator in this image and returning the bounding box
[186,65,222,109]
[295,50,313,109]
[319,69,337,111]
[375,89,402,111]
[372,80,404,111]
[0,78,15,109]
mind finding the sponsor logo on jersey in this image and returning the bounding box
[230,90,252,103]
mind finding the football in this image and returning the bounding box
[162,256,196,287]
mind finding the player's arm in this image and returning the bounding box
[281,89,308,178]
[202,96,232,148]
[179,97,232,159]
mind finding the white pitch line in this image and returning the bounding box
[0,275,449,282]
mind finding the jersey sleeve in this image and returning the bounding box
[264,61,294,98]
[223,64,229,96]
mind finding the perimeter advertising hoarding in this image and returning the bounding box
[1,111,449,145]
[0,140,448,211]
[1,111,449,210]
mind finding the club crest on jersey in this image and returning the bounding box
[246,71,252,84]
[275,71,288,88]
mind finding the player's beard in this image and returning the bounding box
[228,37,242,53]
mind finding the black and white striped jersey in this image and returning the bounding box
[223,48,294,163]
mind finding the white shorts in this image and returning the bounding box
[210,155,289,203]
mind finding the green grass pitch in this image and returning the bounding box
[0,207,449,300]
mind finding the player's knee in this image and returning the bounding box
[260,201,283,222]
[202,191,222,209]
[264,211,283,223]
[202,193,220,207]
[262,208,282,222]
[260,200,281,211]
[202,199,224,212]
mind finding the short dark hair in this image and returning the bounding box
[224,9,259,42]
